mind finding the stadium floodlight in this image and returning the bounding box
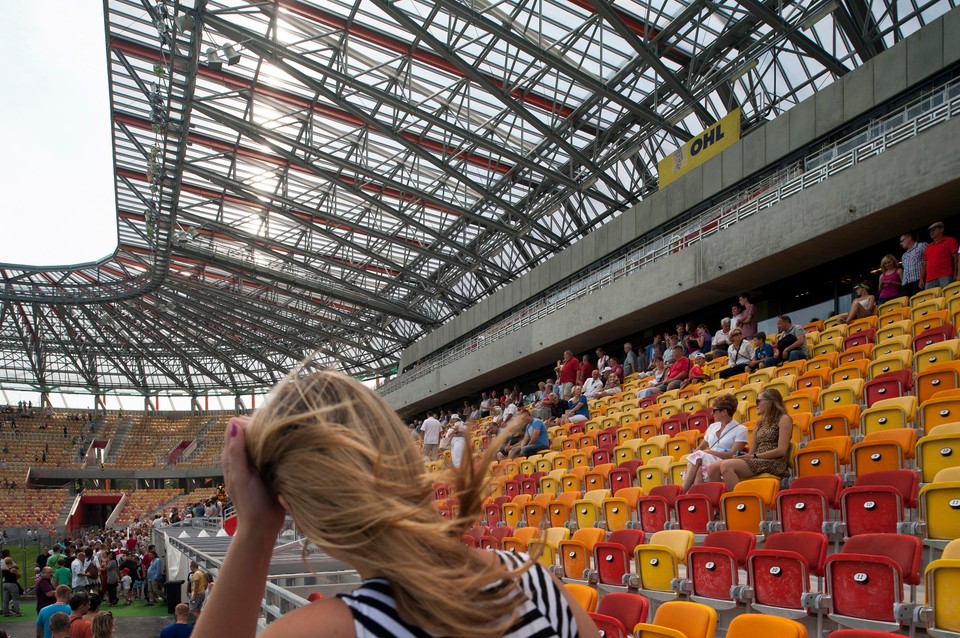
[222,44,241,65]
[174,14,195,31]
[206,48,223,71]
[801,1,839,30]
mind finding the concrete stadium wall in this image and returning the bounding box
[387,7,960,414]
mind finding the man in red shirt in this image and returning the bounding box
[922,221,958,289]
[658,345,691,392]
[555,350,580,400]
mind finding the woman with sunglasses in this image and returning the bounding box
[680,393,748,492]
[717,389,792,490]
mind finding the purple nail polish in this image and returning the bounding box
[231,423,238,437]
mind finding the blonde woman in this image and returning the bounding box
[193,370,598,638]
[718,389,792,490]
[92,610,114,638]
[878,254,903,302]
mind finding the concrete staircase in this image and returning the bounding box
[104,418,134,464]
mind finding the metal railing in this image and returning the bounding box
[380,76,960,397]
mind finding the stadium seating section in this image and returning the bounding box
[437,288,960,637]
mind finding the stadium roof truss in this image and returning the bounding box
[0,0,954,395]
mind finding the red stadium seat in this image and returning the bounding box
[587,529,646,591]
[674,482,725,534]
[822,533,922,632]
[588,592,649,638]
[636,485,681,533]
[743,531,828,618]
[682,530,755,610]
[773,474,842,534]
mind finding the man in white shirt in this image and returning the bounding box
[582,369,604,401]
[420,411,442,461]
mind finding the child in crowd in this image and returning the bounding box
[119,568,134,605]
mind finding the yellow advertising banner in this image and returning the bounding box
[657,108,741,188]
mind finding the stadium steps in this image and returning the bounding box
[174,417,223,465]
[104,418,134,464]
[54,494,77,535]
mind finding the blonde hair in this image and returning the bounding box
[92,611,114,638]
[758,388,788,427]
[881,254,899,270]
[244,369,528,637]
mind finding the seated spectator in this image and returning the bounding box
[659,346,690,392]
[718,329,754,379]
[761,315,807,367]
[506,411,550,459]
[582,370,604,401]
[710,318,731,359]
[662,335,680,364]
[599,373,622,398]
[680,393,748,492]
[744,332,773,373]
[559,387,589,425]
[548,392,566,422]
[717,389,792,490]
[690,324,711,356]
[877,254,903,302]
[838,280,876,324]
[637,358,666,399]
[682,354,707,387]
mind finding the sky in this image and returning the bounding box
[0,1,117,266]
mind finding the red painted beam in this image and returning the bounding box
[116,167,426,249]
[114,112,459,221]
[274,0,577,119]
[564,0,691,65]
[109,38,512,174]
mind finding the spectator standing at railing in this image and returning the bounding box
[729,302,743,331]
[642,334,664,371]
[576,354,596,386]
[419,412,441,462]
[737,293,758,338]
[899,231,926,296]
[622,343,639,377]
[555,350,580,400]
[921,221,958,288]
[877,254,903,302]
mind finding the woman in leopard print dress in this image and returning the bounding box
[718,388,792,490]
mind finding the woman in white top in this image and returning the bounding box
[718,329,755,379]
[839,280,877,324]
[637,357,666,399]
[681,393,749,492]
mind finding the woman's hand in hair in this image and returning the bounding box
[223,417,286,543]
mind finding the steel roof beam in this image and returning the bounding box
[736,0,850,76]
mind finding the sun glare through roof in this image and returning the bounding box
[0,1,116,266]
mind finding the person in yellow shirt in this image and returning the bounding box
[188,563,207,619]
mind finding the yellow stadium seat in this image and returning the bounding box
[917,431,960,483]
[916,339,960,373]
[911,287,943,307]
[869,350,913,379]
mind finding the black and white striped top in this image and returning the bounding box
[337,551,578,638]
